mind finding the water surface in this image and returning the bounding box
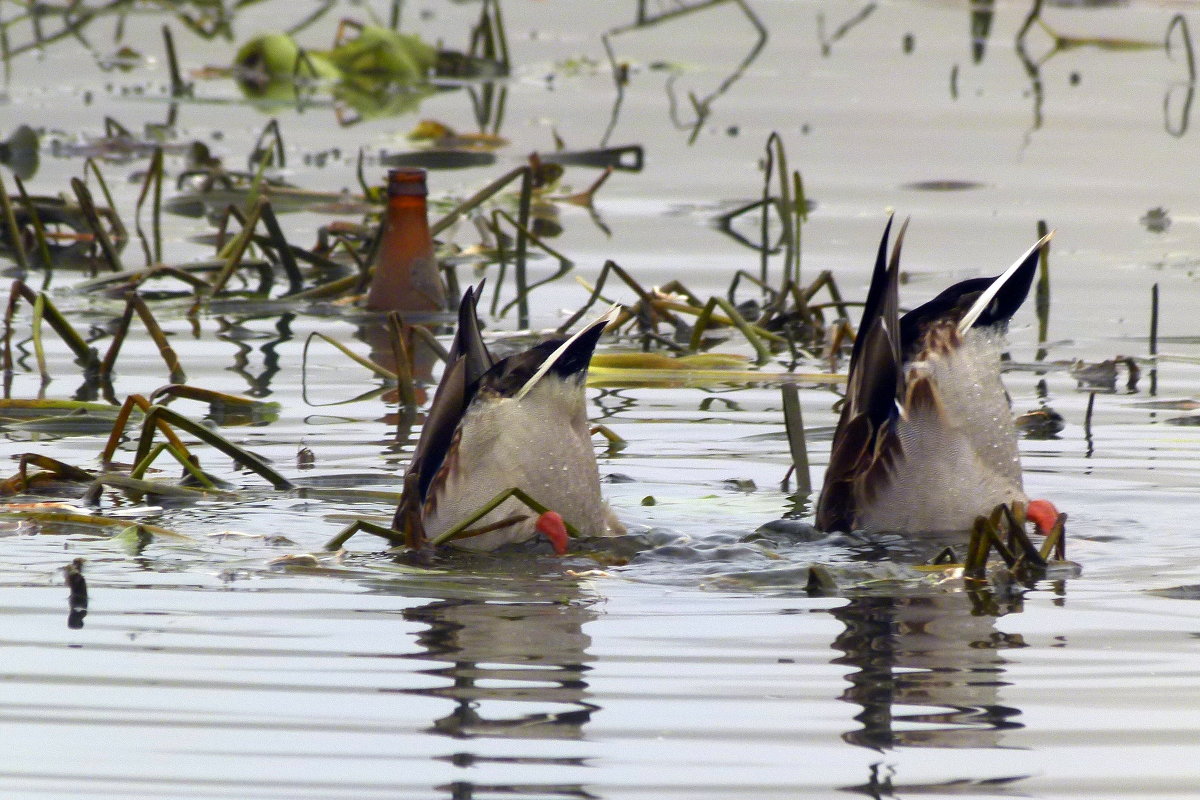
[1,1,1199,797]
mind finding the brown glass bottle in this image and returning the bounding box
[365,168,446,313]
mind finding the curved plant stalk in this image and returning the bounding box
[99,293,185,383]
[81,159,125,240]
[326,488,582,552]
[75,263,224,294]
[2,281,100,375]
[89,472,227,502]
[0,505,186,540]
[70,176,124,272]
[130,404,293,490]
[590,423,626,450]
[431,486,581,547]
[303,331,397,381]
[134,147,165,265]
[666,297,786,343]
[0,173,29,270]
[761,132,796,287]
[0,398,119,419]
[1039,513,1068,561]
[386,313,418,408]
[17,453,93,484]
[963,501,1067,582]
[780,383,811,497]
[15,177,55,269]
[325,518,407,550]
[0,453,94,495]
[558,258,676,334]
[429,165,530,238]
[30,292,48,377]
[210,196,266,295]
[161,24,191,97]
[128,441,216,490]
[489,208,575,318]
[101,394,188,465]
[689,296,774,365]
[257,201,304,293]
[285,272,359,301]
[148,383,279,413]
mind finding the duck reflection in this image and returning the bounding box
[402,596,599,741]
[831,591,1026,751]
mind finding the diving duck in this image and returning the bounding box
[393,287,623,553]
[816,219,1059,536]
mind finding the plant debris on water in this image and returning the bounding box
[0,109,1077,597]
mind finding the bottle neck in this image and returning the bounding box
[386,193,430,232]
[366,185,443,313]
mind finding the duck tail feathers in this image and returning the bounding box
[449,285,494,384]
[957,230,1054,335]
[851,214,895,367]
[515,305,617,401]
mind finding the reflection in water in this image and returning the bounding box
[355,314,444,446]
[602,0,767,145]
[1014,1,1196,137]
[64,557,87,629]
[831,592,1026,752]
[401,594,599,798]
[818,4,877,58]
[970,0,995,64]
[216,311,294,398]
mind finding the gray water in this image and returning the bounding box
[1,1,1199,797]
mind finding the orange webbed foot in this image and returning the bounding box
[1026,499,1060,536]
[535,511,569,555]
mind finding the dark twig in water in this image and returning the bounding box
[386,312,418,408]
[161,24,191,98]
[1035,219,1051,361]
[70,177,124,272]
[2,281,100,377]
[325,518,407,551]
[1149,283,1159,357]
[99,293,186,384]
[818,4,877,57]
[0,173,28,269]
[209,197,265,295]
[257,201,304,294]
[781,383,812,497]
[605,0,766,144]
[491,209,574,318]
[1084,392,1096,458]
[133,147,166,266]
[65,558,87,629]
[13,177,53,270]
[1150,283,1159,396]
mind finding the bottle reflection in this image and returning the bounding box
[831,592,1026,751]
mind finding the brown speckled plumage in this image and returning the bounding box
[393,287,623,550]
[816,220,1053,535]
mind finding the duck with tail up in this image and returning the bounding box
[393,286,624,554]
[816,218,1060,537]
